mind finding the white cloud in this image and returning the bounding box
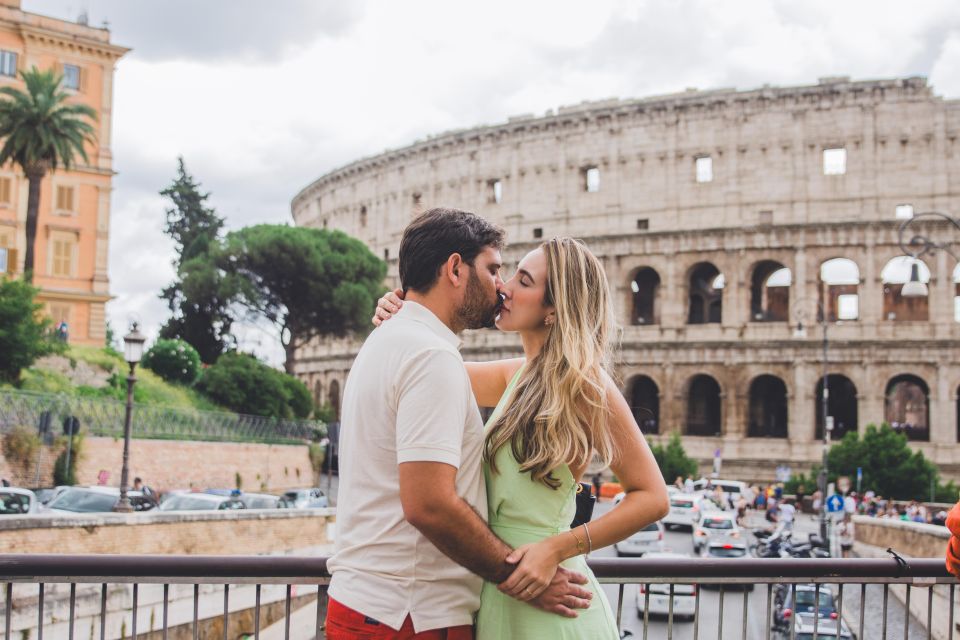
[21,1,960,366]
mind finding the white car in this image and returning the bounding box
[662,494,702,530]
[238,492,280,510]
[614,520,664,557]
[0,487,38,515]
[636,552,697,620]
[692,511,741,552]
[159,493,246,511]
[692,479,747,505]
[278,488,328,509]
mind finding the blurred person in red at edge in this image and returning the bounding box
[946,502,960,576]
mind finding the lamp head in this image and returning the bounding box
[123,321,147,365]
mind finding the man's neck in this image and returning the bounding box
[404,290,461,334]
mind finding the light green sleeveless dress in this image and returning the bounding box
[476,366,619,639]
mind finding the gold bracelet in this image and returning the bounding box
[582,523,593,555]
[568,528,586,555]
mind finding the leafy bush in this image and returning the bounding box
[2,426,40,479]
[649,432,699,484]
[141,338,202,385]
[195,352,313,419]
[0,277,64,384]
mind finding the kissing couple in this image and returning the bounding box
[325,207,669,639]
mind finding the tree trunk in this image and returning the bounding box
[283,334,298,375]
[22,170,45,283]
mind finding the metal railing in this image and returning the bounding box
[0,554,955,640]
[0,389,325,445]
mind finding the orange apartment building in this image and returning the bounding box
[0,0,127,345]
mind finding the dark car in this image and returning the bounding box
[772,584,838,633]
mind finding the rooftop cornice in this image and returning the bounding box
[19,23,130,60]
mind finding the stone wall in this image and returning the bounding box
[0,436,316,492]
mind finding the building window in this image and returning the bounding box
[55,185,75,214]
[50,234,77,277]
[488,180,502,204]
[62,64,81,91]
[758,210,773,226]
[823,148,846,175]
[0,51,17,78]
[895,204,914,220]
[695,156,713,183]
[0,232,12,274]
[412,192,422,206]
[383,248,389,261]
[0,247,7,273]
[584,167,600,193]
[533,227,543,239]
[360,205,367,228]
[636,218,649,230]
[0,176,11,206]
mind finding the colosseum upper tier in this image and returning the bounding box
[292,76,960,482]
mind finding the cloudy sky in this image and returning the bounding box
[22,0,960,365]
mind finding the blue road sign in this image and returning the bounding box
[826,494,844,513]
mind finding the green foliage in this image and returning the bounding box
[0,67,97,281]
[0,277,64,384]
[2,426,40,479]
[649,432,699,483]
[219,225,386,372]
[314,402,336,423]
[308,442,326,484]
[52,433,83,486]
[141,338,202,385]
[158,158,234,363]
[195,351,313,419]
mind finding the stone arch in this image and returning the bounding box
[815,374,858,440]
[749,260,791,322]
[685,374,722,436]
[313,379,324,407]
[328,379,342,422]
[630,267,661,325]
[627,375,660,434]
[687,262,724,325]
[747,375,788,437]
[885,374,930,441]
[881,256,930,321]
[820,258,861,321]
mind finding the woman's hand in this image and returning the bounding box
[372,288,405,326]
[498,539,564,601]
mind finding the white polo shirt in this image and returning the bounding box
[328,301,487,632]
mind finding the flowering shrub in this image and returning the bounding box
[141,338,202,385]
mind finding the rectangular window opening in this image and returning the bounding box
[895,204,914,220]
[383,248,390,261]
[62,64,81,91]
[584,167,600,193]
[758,210,773,226]
[0,176,11,205]
[823,147,847,175]
[636,218,649,230]
[488,179,502,204]
[55,185,75,214]
[360,205,368,228]
[837,294,859,321]
[0,51,17,78]
[51,236,76,277]
[695,156,713,183]
[533,227,543,239]
[0,248,7,273]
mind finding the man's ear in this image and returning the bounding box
[443,253,465,286]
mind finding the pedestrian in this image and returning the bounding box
[683,476,694,493]
[779,497,796,531]
[0,478,8,487]
[674,476,684,491]
[795,484,806,511]
[592,472,603,500]
[133,477,155,500]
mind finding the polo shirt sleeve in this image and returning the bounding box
[395,348,468,468]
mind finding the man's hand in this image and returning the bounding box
[528,566,593,618]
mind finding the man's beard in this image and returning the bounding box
[455,269,499,330]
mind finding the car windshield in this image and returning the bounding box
[707,546,746,558]
[48,490,116,513]
[282,491,305,501]
[0,492,31,514]
[641,522,659,532]
[671,498,693,508]
[795,590,835,611]
[702,518,734,529]
[245,497,276,509]
[159,496,219,511]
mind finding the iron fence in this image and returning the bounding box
[0,554,954,640]
[0,389,326,445]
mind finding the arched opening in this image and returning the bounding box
[882,257,930,321]
[688,263,724,325]
[313,380,324,407]
[820,258,860,321]
[747,375,788,437]
[815,375,858,440]
[885,374,930,441]
[953,264,960,323]
[628,375,659,434]
[328,379,341,422]
[631,268,661,325]
[686,374,722,436]
[750,261,791,322]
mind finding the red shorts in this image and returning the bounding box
[325,597,474,640]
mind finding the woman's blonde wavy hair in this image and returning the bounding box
[484,237,618,488]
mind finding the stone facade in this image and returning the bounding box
[291,77,960,482]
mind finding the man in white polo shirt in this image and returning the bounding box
[326,208,592,639]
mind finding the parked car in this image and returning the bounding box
[159,493,246,511]
[692,512,741,552]
[278,488,328,509]
[238,492,280,510]
[772,584,838,630]
[700,541,752,590]
[662,494,702,531]
[635,552,696,620]
[614,520,664,557]
[43,486,157,514]
[775,612,854,640]
[30,486,70,505]
[0,487,38,515]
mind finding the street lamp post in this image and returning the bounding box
[794,298,831,541]
[897,211,960,297]
[113,322,146,513]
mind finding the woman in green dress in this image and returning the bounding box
[376,237,669,639]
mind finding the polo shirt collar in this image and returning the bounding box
[398,301,462,349]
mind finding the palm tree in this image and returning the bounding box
[0,67,97,282]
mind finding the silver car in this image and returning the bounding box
[614,520,664,557]
[635,552,697,620]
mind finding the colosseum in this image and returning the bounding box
[291,76,960,483]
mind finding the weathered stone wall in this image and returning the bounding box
[0,436,316,492]
[290,76,960,482]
